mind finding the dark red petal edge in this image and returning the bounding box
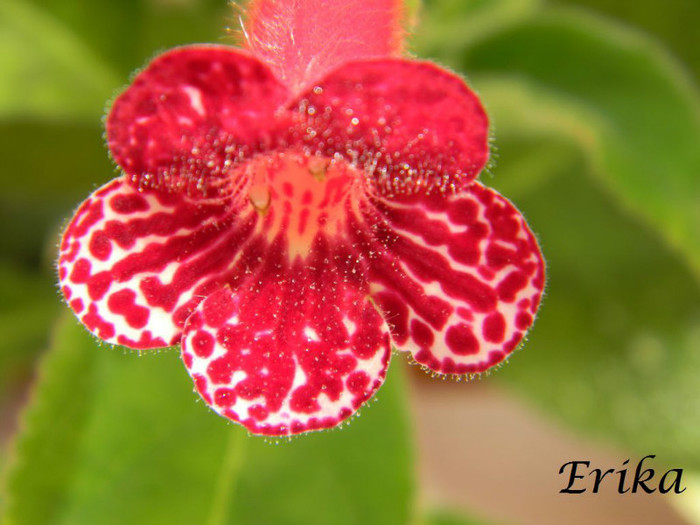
[57,178,257,349]
[106,45,289,197]
[182,263,391,436]
[289,58,489,198]
[359,182,545,374]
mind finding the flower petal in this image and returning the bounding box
[291,59,489,197]
[243,0,405,92]
[106,45,288,197]
[181,256,391,436]
[57,178,258,349]
[363,182,545,374]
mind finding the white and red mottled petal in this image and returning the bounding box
[290,59,489,196]
[106,45,289,197]
[181,260,391,436]
[363,182,545,375]
[57,178,259,349]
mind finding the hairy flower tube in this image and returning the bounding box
[57,0,545,436]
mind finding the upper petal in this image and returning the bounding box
[243,0,405,93]
[289,59,489,198]
[181,249,391,436]
[57,178,259,349]
[362,182,545,374]
[106,45,289,197]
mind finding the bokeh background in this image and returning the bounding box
[1,0,698,524]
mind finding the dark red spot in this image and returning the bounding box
[63,241,81,263]
[414,348,440,369]
[489,212,520,241]
[107,289,150,329]
[82,304,116,340]
[182,352,193,368]
[456,307,473,321]
[410,319,434,348]
[208,355,236,384]
[445,323,479,356]
[504,332,523,353]
[482,312,506,343]
[110,193,149,214]
[193,374,212,404]
[441,358,456,374]
[70,298,84,313]
[89,231,112,261]
[191,330,215,358]
[214,388,237,407]
[290,385,320,414]
[116,331,167,348]
[69,199,104,240]
[346,371,370,396]
[486,243,518,269]
[70,258,92,283]
[515,311,533,331]
[248,404,269,421]
[87,272,112,301]
[497,271,528,302]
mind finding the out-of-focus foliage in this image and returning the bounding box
[2,318,412,525]
[0,0,698,523]
[416,0,700,468]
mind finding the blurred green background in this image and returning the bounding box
[0,0,698,524]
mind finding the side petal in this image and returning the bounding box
[106,45,288,197]
[365,183,545,374]
[57,178,258,349]
[290,59,489,197]
[181,256,391,436]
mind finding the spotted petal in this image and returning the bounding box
[57,178,259,349]
[291,59,489,197]
[106,46,289,197]
[364,182,545,374]
[182,251,391,436]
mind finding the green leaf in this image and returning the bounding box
[0,121,113,267]
[2,317,413,525]
[10,0,231,80]
[455,10,700,281]
[0,0,235,120]
[414,0,542,57]
[0,264,59,390]
[0,0,119,119]
[554,0,700,83]
[493,139,700,469]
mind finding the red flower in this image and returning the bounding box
[57,0,545,435]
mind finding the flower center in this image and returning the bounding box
[242,152,365,258]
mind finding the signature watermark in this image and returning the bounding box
[559,455,686,494]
